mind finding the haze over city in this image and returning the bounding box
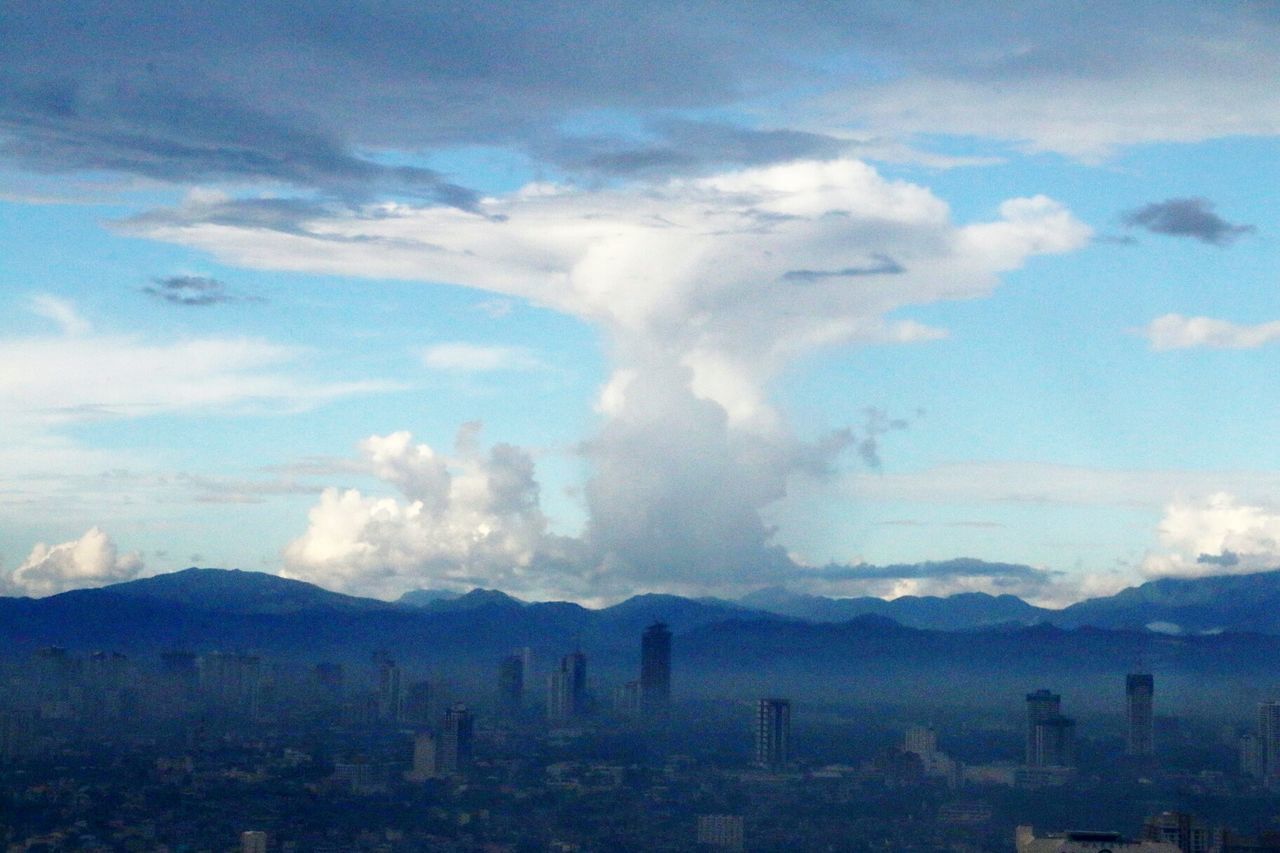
[3,2,1279,611]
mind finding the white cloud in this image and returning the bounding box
[1141,492,1280,578]
[0,299,406,535]
[29,294,91,336]
[421,342,543,373]
[283,427,578,599]
[132,159,1088,427]
[4,527,143,597]
[137,159,1092,598]
[1143,314,1280,351]
[0,328,401,429]
[1,296,403,439]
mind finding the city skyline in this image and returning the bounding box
[3,4,1280,606]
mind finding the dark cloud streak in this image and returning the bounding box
[796,557,1058,585]
[143,275,257,307]
[541,120,855,177]
[783,253,905,282]
[1122,197,1254,245]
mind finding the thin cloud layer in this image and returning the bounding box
[422,343,544,374]
[1144,314,1280,351]
[3,527,143,597]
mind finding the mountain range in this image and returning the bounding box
[5,566,1280,714]
[13,563,1280,634]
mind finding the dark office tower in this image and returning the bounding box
[1032,715,1076,767]
[641,621,672,712]
[439,703,474,775]
[403,680,433,727]
[1126,673,1155,756]
[314,662,344,695]
[755,698,791,770]
[1259,701,1280,782]
[498,654,524,716]
[568,650,587,712]
[547,651,588,722]
[1025,689,1061,765]
[377,657,403,722]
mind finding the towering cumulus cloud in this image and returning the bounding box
[283,427,580,598]
[168,158,1092,597]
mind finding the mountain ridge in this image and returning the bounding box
[11,564,1280,635]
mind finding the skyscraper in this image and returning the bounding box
[1031,715,1076,768]
[755,698,791,770]
[406,731,439,781]
[1025,689,1061,765]
[1126,673,1154,756]
[567,650,587,711]
[547,667,573,723]
[439,703,473,776]
[640,621,671,713]
[904,725,937,758]
[1258,701,1280,783]
[498,654,524,716]
[547,651,588,722]
[377,656,403,723]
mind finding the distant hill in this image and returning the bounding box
[415,588,526,611]
[397,588,461,607]
[50,567,399,615]
[739,587,1048,630]
[1056,569,1280,634]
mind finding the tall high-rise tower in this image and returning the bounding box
[568,650,587,712]
[1126,673,1154,756]
[1031,715,1076,768]
[1026,688,1075,767]
[498,654,524,716]
[755,698,791,770]
[377,656,403,723]
[439,703,473,775]
[640,621,671,713]
[546,651,587,722]
[1259,701,1280,782]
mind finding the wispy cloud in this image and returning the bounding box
[421,343,544,373]
[29,294,90,336]
[1143,313,1280,350]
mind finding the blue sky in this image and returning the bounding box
[3,2,1280,604]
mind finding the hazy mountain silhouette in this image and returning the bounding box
[1055,570,1280,634]
[399,588,526,611]
[397,588,462,607]
[5,567,1280,713]
[739,587,1049,630]
[52,567,399,614]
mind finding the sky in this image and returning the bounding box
[3,1,1280,606]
